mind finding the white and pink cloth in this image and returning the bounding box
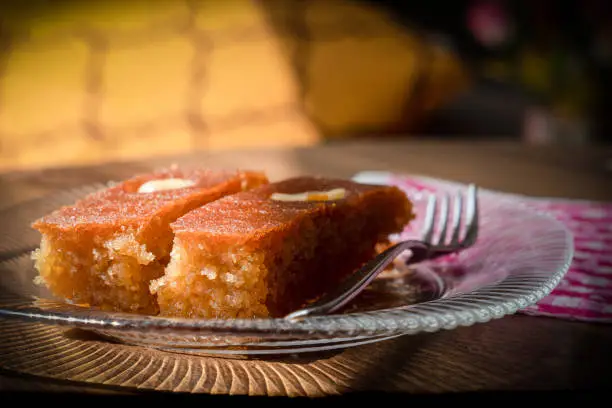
[353,172,612,323]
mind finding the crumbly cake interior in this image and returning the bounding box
[34,221,168,314]
[31,169,268,314]
[151,177,413,319]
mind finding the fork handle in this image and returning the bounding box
[284,240,431,320]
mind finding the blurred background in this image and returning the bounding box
[0,0,610,171]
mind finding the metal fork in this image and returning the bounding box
[284,184,479,321]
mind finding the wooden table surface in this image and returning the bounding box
[1,139,611,396]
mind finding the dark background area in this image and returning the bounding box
[366,0,612,144]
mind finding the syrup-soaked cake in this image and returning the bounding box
[31,168,268,314]
[151,177,414,319]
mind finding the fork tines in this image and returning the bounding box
[421,184,478,249]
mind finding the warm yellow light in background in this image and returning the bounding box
[0,0,467,171]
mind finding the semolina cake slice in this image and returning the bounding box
[31,168,268,314]
[151,176,414,319]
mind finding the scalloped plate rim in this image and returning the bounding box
[0,180,574,342]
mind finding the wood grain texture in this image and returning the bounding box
[1,315,610,396]
[0,140,611,394]
[1,139,610,211]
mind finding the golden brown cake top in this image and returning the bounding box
[32,168,267,232]
[172,176,412,237]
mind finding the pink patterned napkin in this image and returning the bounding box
[353,172,612,323]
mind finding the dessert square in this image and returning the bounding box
[152,176,414,318]
[31,167,268,314]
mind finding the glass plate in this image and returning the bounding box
[0,179,573,356]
